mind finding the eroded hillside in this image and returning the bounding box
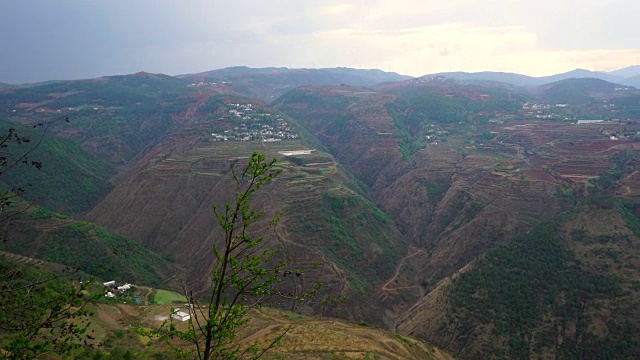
[84,94,406,323]
[274,79,640,358]
[3,71,640,358]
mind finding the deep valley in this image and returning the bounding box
[1,67,640,359]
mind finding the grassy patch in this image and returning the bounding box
[153,289,186,305]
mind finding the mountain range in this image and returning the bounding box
[5,64,640,97]
[1,66,640,358]
[426,65,640,88]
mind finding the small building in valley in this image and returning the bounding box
[172,310,191,322]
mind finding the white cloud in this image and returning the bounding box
[111,1,640,77]
[324,3,356,15]
[309,22,640,76]
[2,0,640,82]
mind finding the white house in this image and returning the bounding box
[172,310,191,322]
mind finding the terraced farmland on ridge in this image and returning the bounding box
[86,136,406,323]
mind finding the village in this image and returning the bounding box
[209,103,300,142]
[102,280,138,301]
[520,100,622,121]
[102,280,194,322]
[520,102,573,120]
[424,124,448,146]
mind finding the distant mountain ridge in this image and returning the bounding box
[425,65,640,88]
[178,66,412,101]
[179,66,411,83]
[608,65,640,78]
[534,77,640,105]
[5,65,640,94]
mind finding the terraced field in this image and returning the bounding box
[0,251,44,267]
[75,301,453,360]
[499,121,632,182]
[275,84,640,343]
[87,136,406,323]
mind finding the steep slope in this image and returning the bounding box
[0,119,114,214]
[85,94,406,323]
[275,79,640,357]
[274,78,532,232]
[1,205,178,287]
[0,72,253,214]
[4,69,640,357]
[0,72,196,169]
[398,201,640,359]
[392,121,640,358]
[273,85,409,191]
[274,81,560,322]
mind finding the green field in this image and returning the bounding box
[152,289,186,305]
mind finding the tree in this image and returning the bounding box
[143,151,328,359]
[0,260,95,359]
[0,115,97,358]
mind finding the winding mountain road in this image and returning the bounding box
[380,246,427,292]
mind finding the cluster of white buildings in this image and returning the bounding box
[209,103,299,142]
[187,81,216,87]
[522,103,560,110]
[521,103,570,119]
[425,124,448,145]
[103,280,133,298]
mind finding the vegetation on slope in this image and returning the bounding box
[536,78,627,105]
[184,67,411,101]
[0,256,97,358]
[2,207,177,287]
[446,201,639,359]
[275,88,351,113]
[319,192,402,293]
[0,74,190,111]
[385,81,527,162]
[0,120,114,214]
[0,75,200,169]
[63,305,452,360]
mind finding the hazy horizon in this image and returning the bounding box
[2,1,639,83]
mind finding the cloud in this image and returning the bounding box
[325,3,356,15]
[309,22,640,76]
[1,0,639,82]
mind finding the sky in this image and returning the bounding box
[1,0,639,83]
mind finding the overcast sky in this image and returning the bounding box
[1,0,639,83]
